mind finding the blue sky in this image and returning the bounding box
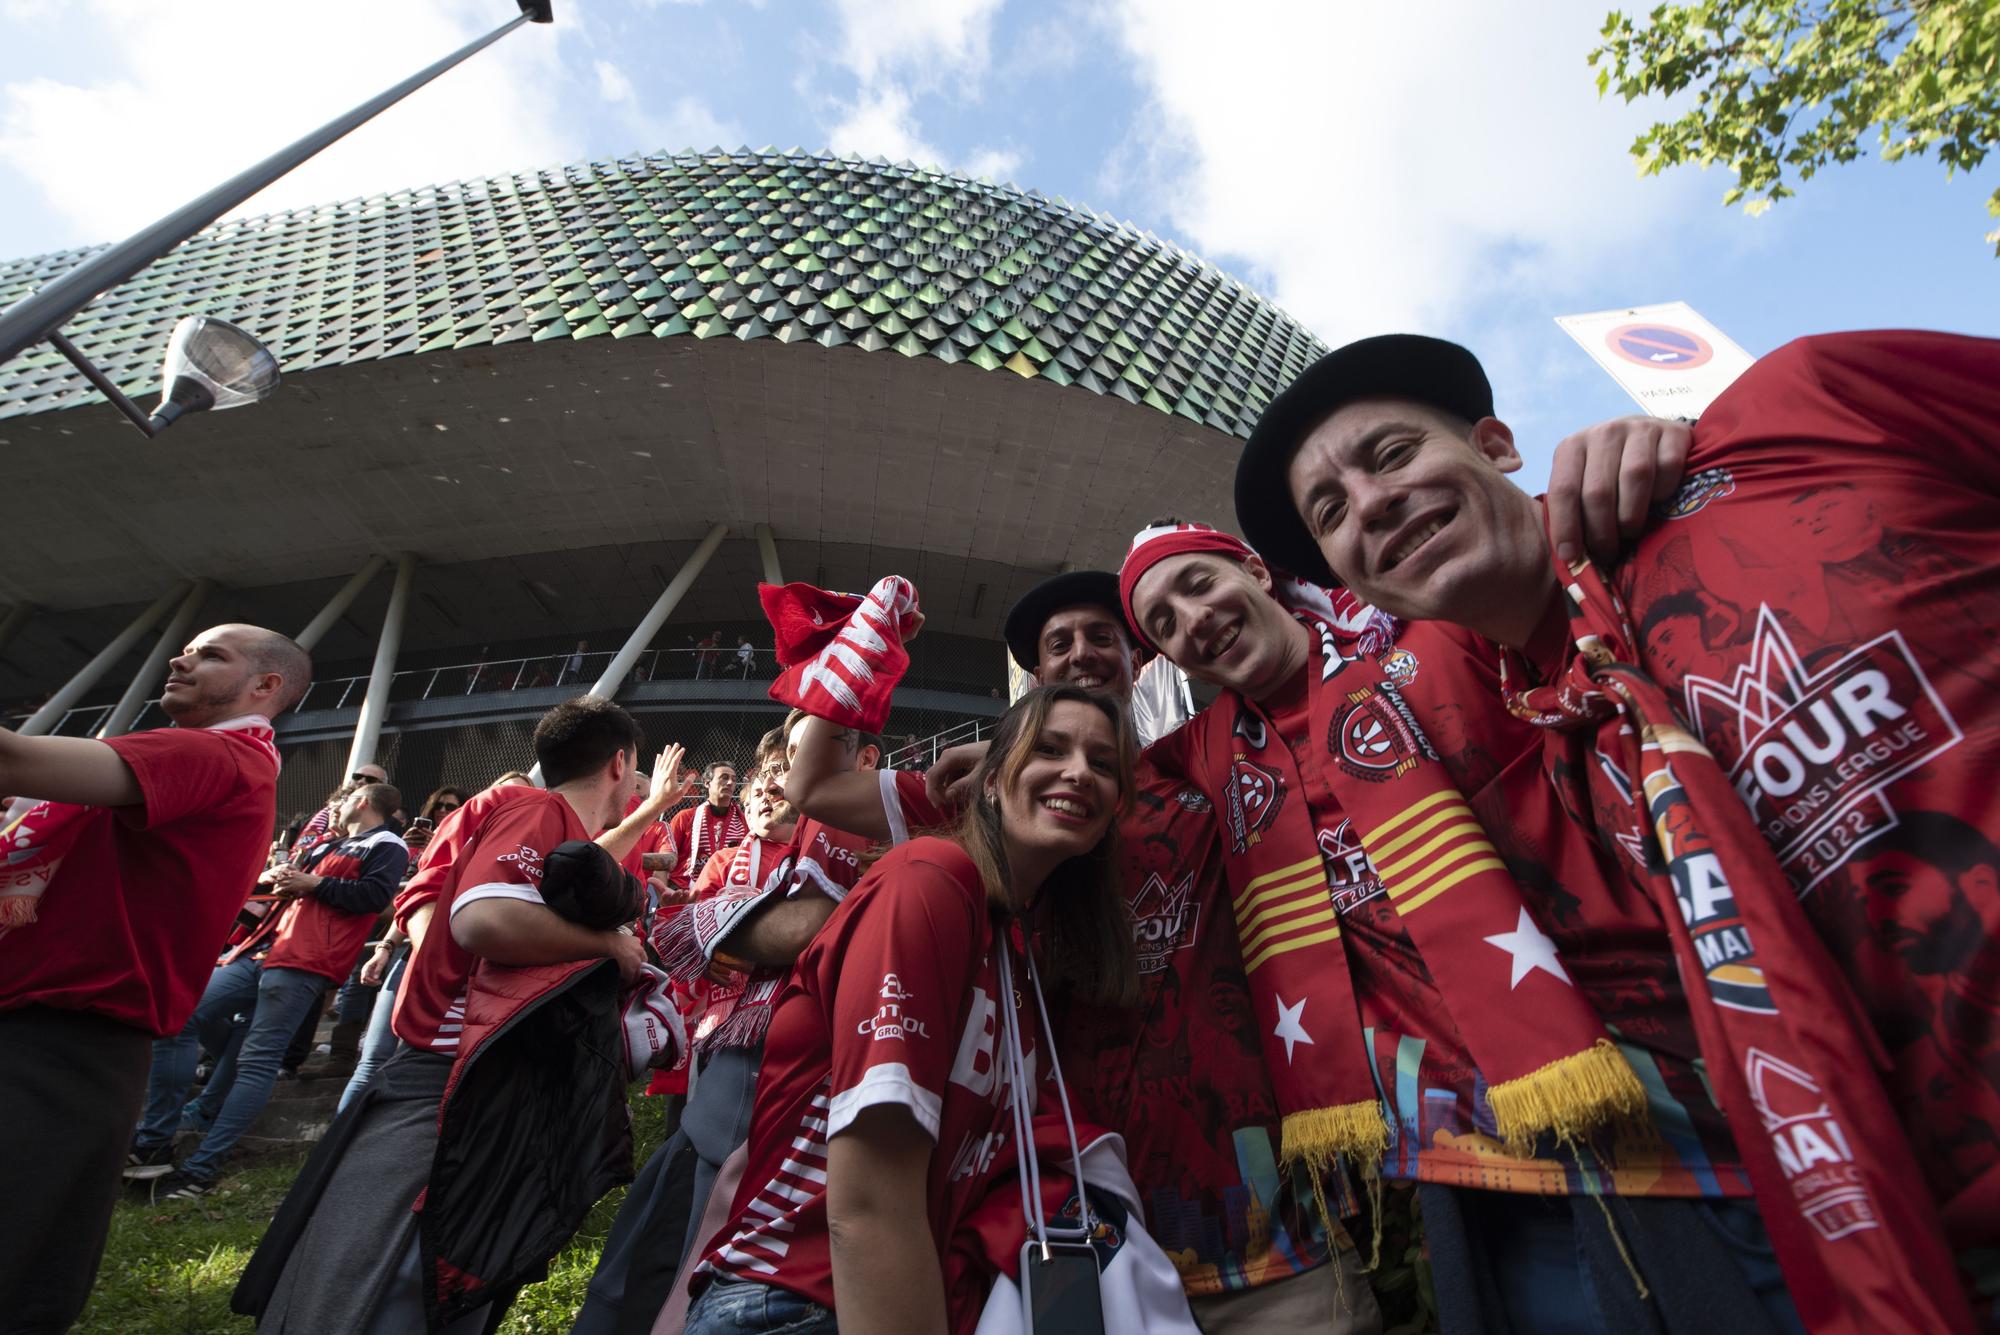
[3,0,1995,489]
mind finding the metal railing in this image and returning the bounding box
[883,716,993,771]
[4,645,775,736]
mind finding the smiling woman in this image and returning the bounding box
[674,684,1138,1335]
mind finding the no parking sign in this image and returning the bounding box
[1555,302,1754,418]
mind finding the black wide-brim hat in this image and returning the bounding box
[1003,570,1128,672]
[1235,333,1493,586]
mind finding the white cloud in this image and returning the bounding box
[595,59,636,105]
[831,0,1003,91]
[819,0,1021,181]
[963,146,1023,184]
[828,86,943,166]
[0,0,583,251]
[1104,0,1715,352]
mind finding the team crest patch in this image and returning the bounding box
[1225,758,1285,853]
[1380,647,1419,687]
[1657,466,1735,521]
[1329,684,1429,781]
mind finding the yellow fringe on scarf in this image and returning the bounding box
[1485,1038,1647,1157]
[1281,1099,1391,1169]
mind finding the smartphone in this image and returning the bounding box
[1018,1240,1103,1335]
[410,816,435,834]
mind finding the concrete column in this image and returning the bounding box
[590,524,729,699]
[343,554,418,778]
[97,579,211,738]
[295,554,389,652]
[0,604,33,658]
[18,584,186,736]
[754,523,783,586]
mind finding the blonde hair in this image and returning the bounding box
[951,684,1139,1007]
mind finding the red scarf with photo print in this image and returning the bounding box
[1501,549,1974,1335]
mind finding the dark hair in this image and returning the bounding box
[418,787,465,822]
[951,684,1139,1007]
[751,723,788,771]
[701,760,737,784]
[534,696,644,787]
[355,782,402,820]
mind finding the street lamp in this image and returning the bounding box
[47,316,281,438]
[0,1,553,434]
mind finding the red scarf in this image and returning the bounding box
[0,715,279,932]
[1503,550,1975,1335]
[1119,525,1645,1176]
[761,576,918,733]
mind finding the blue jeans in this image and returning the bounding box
[139,959,329,1179]
[139,954,262,1147]
[684,1280,837,1335]
[338,953,403,1113]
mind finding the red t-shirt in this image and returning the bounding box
[666,802,747,891]
[1151,629,1748,1199]
[1610,330,2000,1232]
[391,785,588,1054]
[878,762,1326,1293]
[0,724,278,1036]
[691,839,1032,1321]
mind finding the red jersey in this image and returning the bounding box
[665,802,747,891]
[0,722,278,1036]
[878,763,1326,1293]
[391,785,588,1054]
[691,839,1034,1324]
[1152,627,1749,1199]
[1608,331,2000,1239]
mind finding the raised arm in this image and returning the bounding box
[0,731,142,810]
[783,716,893,842]
[598,744,693,863]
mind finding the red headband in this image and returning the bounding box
[1117,522,1257,650]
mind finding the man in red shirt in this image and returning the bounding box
[663,761,746,897]
[237,695,649,1334]
[1118,521,1812,1332]
[128,780,408,1198]
[1236,329,1999,1330]
[0,621,309,1332]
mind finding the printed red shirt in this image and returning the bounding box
[879,762,1326,1293]
[1152,629,1749,1199]
[391,785,587,1054]
[0,724,278,1036]
[1608,331,2000,1241]
[691,839,1031,1324]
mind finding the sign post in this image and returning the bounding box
[1555,301,1755,419]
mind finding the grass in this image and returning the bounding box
[76,1091,673,1334]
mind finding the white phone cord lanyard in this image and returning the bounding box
[996,938,1096,1262]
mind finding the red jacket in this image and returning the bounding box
[227,825,409,983]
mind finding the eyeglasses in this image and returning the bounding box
[434,803,460,814]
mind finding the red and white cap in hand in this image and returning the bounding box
[620,963,687,1080]
[761,575,919,733]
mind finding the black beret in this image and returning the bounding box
[1235,334,1493,585]
[1002,570,1128,673]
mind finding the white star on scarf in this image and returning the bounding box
[1483,907,1572,989]
[1274,995,1314,1063]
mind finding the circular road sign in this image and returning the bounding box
[1605,322,1715,370]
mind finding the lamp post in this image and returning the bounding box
[0,0,553,431]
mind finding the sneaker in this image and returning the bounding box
[123,1141,176,1181]
[153,1169,217,1202]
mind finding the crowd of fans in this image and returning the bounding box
[0,326,1994,1335]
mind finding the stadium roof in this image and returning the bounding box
[0,148,1328,680]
